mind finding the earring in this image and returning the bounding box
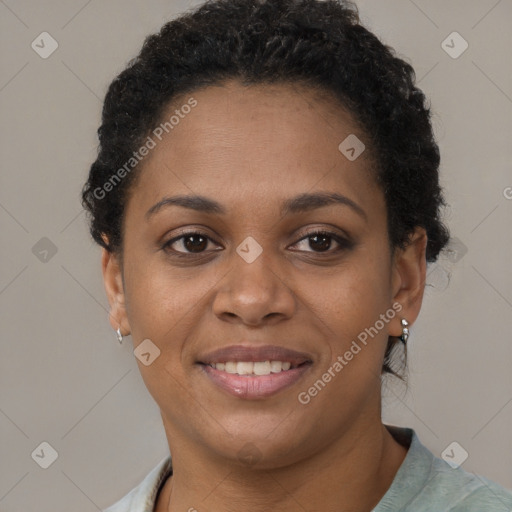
[399,318,409,345]
[116,327,123,344]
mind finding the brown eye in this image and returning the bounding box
[291,230,352,253]
[163,231,217,254]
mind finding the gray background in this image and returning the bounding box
[1,0,511,510]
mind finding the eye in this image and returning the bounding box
[162,228,352,257]
[290,230,352,254]
[163,230,220,255]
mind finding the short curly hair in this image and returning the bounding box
[81,0,450,380]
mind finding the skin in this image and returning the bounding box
[102,79,427,512]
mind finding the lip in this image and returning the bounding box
[197,344,313,400]
[201,362,312,399]
[197,344,312,365]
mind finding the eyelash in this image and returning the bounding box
[162,229,352,257]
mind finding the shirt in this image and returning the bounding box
[103,425,512,511]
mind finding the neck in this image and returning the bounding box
[156,416,408,512]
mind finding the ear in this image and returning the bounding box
[389,227,428,337]
[101,246,131,336]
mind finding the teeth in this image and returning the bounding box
[253,361,271,375]
[210,360,295,375]
[270,360,282,373]
[225,362,237,374]
[237,362,253,375]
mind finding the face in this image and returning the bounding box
[103,80,427,469]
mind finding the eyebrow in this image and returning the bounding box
[145,191,367,222]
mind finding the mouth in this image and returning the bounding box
[197,345,313,399]
[204,360,305,375]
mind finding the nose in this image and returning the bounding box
[212,247,297,326]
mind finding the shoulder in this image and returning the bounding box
[103,456,172,512]
[376,426,512,512]
[426,454,512,511]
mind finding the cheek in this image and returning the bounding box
[123,254,202,339]
[295,263,392,426]
[307,254,393,400]
[319,255,391,332]
[122,257,204,421]
[122,255,223,390]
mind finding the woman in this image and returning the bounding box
[81,0,512,510]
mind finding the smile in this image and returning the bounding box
[207,360,298,375]
[197,344,313,399]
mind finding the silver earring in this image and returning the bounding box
[116,327,123,344]
[399,318,409,344]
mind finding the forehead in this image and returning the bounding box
[164,79,366,151]
[125,80,382,221]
